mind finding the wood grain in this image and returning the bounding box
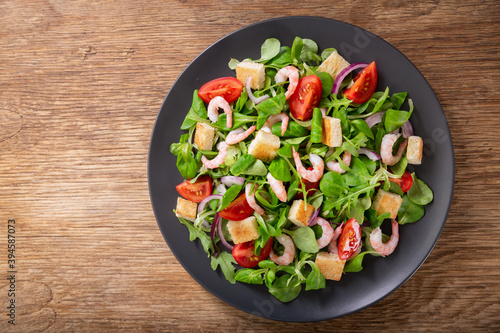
[0,0,499,331]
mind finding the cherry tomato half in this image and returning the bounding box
[343,61,378,104]
[176,175,213,203]
[389,170,413,193]
[218,193,254,221]
[232,237,273,268]
[198,77,243,104]
[337,218,362,260]
[289,75,323,121]
[295,167,320,199]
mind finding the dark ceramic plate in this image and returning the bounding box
[148,16,454,322]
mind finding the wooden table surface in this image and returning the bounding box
[1,0,499,331]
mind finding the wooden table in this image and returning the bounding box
[1,1,499,331]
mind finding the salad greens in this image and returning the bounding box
[170,37,433,303]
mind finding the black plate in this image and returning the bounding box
[148,16,454,322]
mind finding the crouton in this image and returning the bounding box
[407,135,423,165]
[175,197,197,222]
[235,61,266,90]
[288,199,315,227]
[318,51,350,80]
[371,189,402,219]
[194,122,215,151]
[247,130,280,162]
[227,216,260,244]
[315,251,346,281]
[321,116,342,147]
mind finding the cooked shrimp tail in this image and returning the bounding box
[326,151,352,174]
[225,125,256,145]
[315,217,334,249]
[369,219,400,256]
[269,234,295,266]
[207,96,233,128]
[274,66,299,99]
[245,183,265,215]
[267,173,288,202]
[201,142,229,169]
[292,147,324,183]
[380,134,408,166]
[261,113,289,136]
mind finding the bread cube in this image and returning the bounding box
[315,251,346,281]
[407,135,423,165]
[288,199,315,227]
[371,189,403,219]
[321,116,342,147]
[227,216,260,244]
[247,130,280,162]
[194,122,215,151]
[235,61,266,90]
[175,197,197,222]
[318,51,350,80]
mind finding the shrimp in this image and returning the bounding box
[225,125,256,145]
[261,113,289,136]
[201,141,229,169]
[315,217,334,249]
[369,219,400,256]
[380,133,408,166]
[274,66,299,100]
[328,223,344,255]
[326,151,352,174]
[269,234,295,266]
[292,147,324,183]
[267,173,287,202]
[245,183,265,215]
[207,96,233,128]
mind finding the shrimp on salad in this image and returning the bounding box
[369,220,400,256]
[292,147,324,183]
[267,173,287,202]
[262,113,289,136]
[207,96,233,128]
[274,66,299,100]
[201,142,229,169]
[326,151,352,174]
[225,126,256,145]
[269,234,295,266]
[245,183,265,215]
[380,133,408,166]
[315,217,335,249]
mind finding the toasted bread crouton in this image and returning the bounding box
[321,116,342,147]
[175,197,197,222]
[407,136,423,165]
[288,199,315,227]
[247,130,280,162]
[194,122,215,151]
[318,51,350,80]
[315,251,346,281]
[235,61,266,90]
[227,216,260,244]
[371,189,402,219]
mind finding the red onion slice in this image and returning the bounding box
[246,77,269,104]
[401,120,414,138]
[358,148,381,161]
[365,111,385,128]
[331,62,368,96]
[216,184,227,195]
[308,208,321,226]
[217,216,234,251]
[220,176,245,187]
[198,194,223,213]
[210,213,221,257]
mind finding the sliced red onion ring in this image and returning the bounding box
[198,194,223,213]
[358,148,381,161]
[331,62,368,96]
[365,111,385,128]
[308,208,321,226]
[401,120,414,138]
[220,176,245,187]
[216,184,227,195]
[246,77,269,104]
[217,217,234,251]
[210,213,221,257]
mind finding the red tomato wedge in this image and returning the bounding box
[289,75,322,121]
[337,218,362,260]
[198,77,243,104]
[218,193,253,221]
[232,237,273,268]
[343,61,378,104]
[176,175,213,203]
[389,170,413,193]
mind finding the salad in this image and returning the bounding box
[170,37,433,303]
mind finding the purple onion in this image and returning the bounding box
[358,148,381,161]
[365,111,385,128]
[198,194,223,213]
[210,213,221,257]
[217,216,234,251]
[331,62,368,96]
[246,77,269,104]
[308,208,321,226]
[401,120,414,138]
[220,176,245,187]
